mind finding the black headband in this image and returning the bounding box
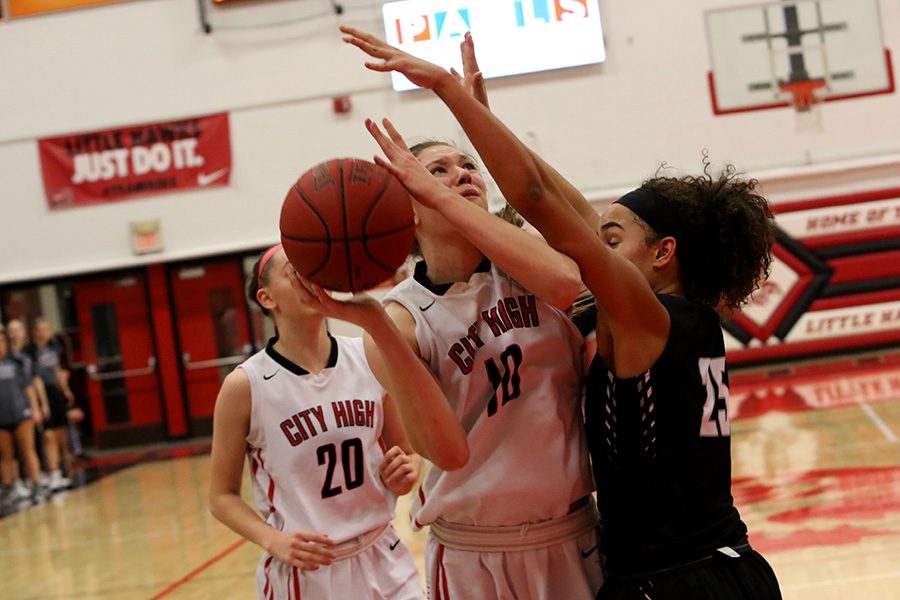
[614,187,685,241]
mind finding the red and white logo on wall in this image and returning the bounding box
[38,113,231,210]
[725,187,900,364]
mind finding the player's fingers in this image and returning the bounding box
[293,531,335,547]
[383,454,413,480]
[341,35,385,58]
[465,32,481,69]
[364,61,394,73]
[385,462,416,484]
[381,456,406,480]
[294,550,330,569]
[372,155,405,182]
[449,67,463,84]
[288,271,318,303]
[339,25,384,48]
[381,119,410,152]
[365,118,395,153]
[307,282,335,306]
[300,545,336,562]
[382,445,403,461]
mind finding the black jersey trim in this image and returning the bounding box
[264,335,338,376]
[412,257,491,296]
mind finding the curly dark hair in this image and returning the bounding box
[640,165,774,310]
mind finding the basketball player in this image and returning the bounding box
[210,244,461,600]
[345,29,782,599]
[26,318,74,491]
[342,29,602,600]
[0,327,43,503]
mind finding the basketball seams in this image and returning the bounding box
[362,175,414,274]
[291,183,331,280]
[338,160,356,292]
[281,158,414,293]
[280,221,415,244]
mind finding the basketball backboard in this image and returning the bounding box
[705,0,894,115]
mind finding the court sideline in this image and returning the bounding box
[1,353,898,600]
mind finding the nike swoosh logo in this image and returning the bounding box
[263,371,279,380]
[419,299,436,311]
[389,539,401,551]
[197,167,229,186]
[580,545,598,559]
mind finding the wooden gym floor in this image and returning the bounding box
[2,353,899,599]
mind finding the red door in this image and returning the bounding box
[170,259,252,435]
[74,273,165,448]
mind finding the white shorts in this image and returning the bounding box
[256,525,423,600]
[425,503,603,600]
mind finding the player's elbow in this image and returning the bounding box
[548,267,583,311]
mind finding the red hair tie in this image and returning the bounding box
[257,244,283,288]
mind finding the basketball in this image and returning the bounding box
[279,158,415,293]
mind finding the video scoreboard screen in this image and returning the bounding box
[382,0,606,91]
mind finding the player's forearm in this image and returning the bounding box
[432,76,555,216]
[527,149,600,231]
[33,378,49,410]
[435,193,581,309]
[210,492,277,552]
[26,385,41,416]
[365,317,468,471]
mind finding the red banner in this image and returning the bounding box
[38,113,231,210]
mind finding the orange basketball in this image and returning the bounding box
[280,158,415,293]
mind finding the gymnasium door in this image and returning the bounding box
[74,273,165,448]
[170,259,252,435]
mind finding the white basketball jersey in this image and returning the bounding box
[383,261,593,527]
[240,336,395,544]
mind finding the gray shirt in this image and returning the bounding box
[0,355,32,426]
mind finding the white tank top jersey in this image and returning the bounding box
[240,336,396,544]
[383,260,593,528]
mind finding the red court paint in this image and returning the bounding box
[750,524,893,553]
[735,467,900,553]
[149,538,246,599]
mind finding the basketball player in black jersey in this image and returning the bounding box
[341,28,782,599]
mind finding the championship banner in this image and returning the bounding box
[38,113,231,210]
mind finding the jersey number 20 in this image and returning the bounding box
[317,438,364,498]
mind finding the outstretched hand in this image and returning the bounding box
[340,26,450,90]
[449,32,489,109]
[365,118,448,210]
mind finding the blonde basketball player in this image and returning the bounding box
[209,245,466,600]
[345,29,782,600]
[340,29,603,600]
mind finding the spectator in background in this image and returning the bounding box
[27,318,74,491]
[0,324,44,504]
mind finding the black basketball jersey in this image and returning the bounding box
[585,294,747,576]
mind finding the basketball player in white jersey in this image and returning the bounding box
[347,30,781,600]
[209,245,467,600]
[340,29,603,600]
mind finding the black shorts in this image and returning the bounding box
[44,385,70,429]
[597,550,781,600]
[0,419,29,434]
